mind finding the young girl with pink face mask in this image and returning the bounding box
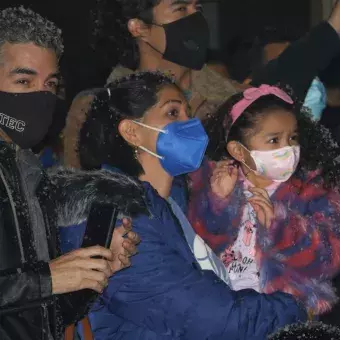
[188,85,340,317]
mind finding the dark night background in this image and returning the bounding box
[0,0,312,102]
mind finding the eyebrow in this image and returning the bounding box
[170,0,192,6]
[9,67,60,80]
[9,67,37,76]
[264,129,298,137]
[263,131,282,137]
[160,99,183,107]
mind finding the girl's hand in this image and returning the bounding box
[210,160,238,198]
[248,187,274,228]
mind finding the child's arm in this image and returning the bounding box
[188,159,241,253]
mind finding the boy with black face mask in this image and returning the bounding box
[0,7,142,340]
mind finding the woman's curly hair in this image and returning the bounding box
[78,71,176,177]
[91,0,161,70]
[204,88,340,189]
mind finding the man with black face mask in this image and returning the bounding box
[0,7,143,340]
[65,0,340,170]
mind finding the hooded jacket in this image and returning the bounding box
[0,142,146,340]
[59,168,307,340]
[188,161,340,316]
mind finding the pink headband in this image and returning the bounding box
[230,84,294,124]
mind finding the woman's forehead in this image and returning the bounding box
[157,85,187,104]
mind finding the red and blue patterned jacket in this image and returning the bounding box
[188,160,340,315]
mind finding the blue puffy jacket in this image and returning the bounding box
[60,181,307,340]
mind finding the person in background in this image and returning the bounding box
[320,54,340,143]
[189,85,340,318]
[0,7,141,340]
[64,0,340,170]
[243,24,327,121]
[251,25,304,70]
[223,35,257,84]
[61,71,307,340]
[224,25,303,84]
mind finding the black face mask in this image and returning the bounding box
[31,98,68,153]
[0,91,57,149]
[151,12,210,70]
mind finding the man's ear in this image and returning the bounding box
[227,141,246,162]
[128,18,151,39]
[118,119,142,147]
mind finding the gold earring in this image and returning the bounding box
[134,147,139,161]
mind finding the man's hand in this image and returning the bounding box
[109,218,141,273]
[49,246,114,294]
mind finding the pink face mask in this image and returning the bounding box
[241,145,301,182]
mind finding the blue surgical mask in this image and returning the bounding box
[303,78,327,121]
[134,118,208,177]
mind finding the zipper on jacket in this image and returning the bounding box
[0,297,54,315]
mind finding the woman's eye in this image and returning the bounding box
[167,109,179,118]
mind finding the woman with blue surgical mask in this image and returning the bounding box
[59,72,306,340]
[303,78,327,121]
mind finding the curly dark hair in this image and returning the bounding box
[204,89,340,189]
[0,6,63,60]
[78,71,177,177]
[91,0,161,70]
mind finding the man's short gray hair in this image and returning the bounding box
[0,6,64,60]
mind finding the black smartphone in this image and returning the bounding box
[82,203,118,249]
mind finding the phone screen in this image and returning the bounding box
[81,203,118,249]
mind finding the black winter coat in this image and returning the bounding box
[0,142,146,340]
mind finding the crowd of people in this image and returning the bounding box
[1,1,340,339]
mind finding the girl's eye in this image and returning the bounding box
[290,135,299,142]
[269,137,279,144]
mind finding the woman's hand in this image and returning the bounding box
[110,218,141,273]
[248,187,274,228]
[210,160,238,198]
